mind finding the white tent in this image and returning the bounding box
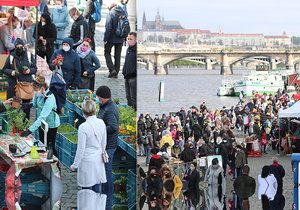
[279,101,300,118]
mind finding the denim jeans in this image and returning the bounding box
[102,148,116,210]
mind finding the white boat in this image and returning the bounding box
[217,80,235,96]
[234,73,285,96]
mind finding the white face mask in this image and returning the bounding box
[63,45,70,52]
[41,22,46,26]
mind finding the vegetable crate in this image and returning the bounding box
[55,132,77,156]
[118,136,136,160]
[113,147,135,170]
[56,147,75,168]
[20,192,49,207]
[112,204,128,210]
[127,169,136,210]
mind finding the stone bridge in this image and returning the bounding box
[138,49,300,75]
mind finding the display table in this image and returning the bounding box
[0,134,61,210]
[0,134,58,177]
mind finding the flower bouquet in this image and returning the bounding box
[52,55,64,74]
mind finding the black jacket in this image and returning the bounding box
[104,5,126,44]
[180,148,197,163]
[3,51,36,84]
[233,174,256,199]
[122,44,137,79]
[69,15,89,47]
[98,99,119,149]
[269,163,285,193]
[34,13,57,53]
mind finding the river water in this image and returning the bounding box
[137,67,251,115]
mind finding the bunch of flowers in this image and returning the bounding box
[52,55,63,66]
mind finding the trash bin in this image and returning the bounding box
[291,153,300,210]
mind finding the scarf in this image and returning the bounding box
[76,44,91,59]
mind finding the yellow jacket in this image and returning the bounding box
[173,175,183,199]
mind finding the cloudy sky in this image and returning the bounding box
[137,0,300,36]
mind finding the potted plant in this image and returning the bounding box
[11,97,21,109]
[114,176,127,192]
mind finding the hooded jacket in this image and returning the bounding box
[51,5,69,43]
[3,38,37,84]
[49,38,81,88]
[69,15,89,48]
[0,24,14,54]
[34,13,57,50]
[122,43,137,79]
[104,5,126,44]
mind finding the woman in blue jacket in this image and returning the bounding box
[51,0,69,49]
[76,38,100,91]
[21,75,60,159]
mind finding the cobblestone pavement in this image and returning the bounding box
[137,132,294,210]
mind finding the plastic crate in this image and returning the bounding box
[127,169,136,210]
[112,204,128,210]
[65,100,75,111]
[21,181,50,195]
[118,136,136,159]
[57,148,75,168]
[60,133,77,155]
[2,118,9,134]
[66,109,76,125]
[20,192,49,207]
[59,113,69,124]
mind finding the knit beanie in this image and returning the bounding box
[96,86,111,98]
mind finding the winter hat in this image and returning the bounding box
[96,86,111,98]
[14,38,25,46]
[62,37,74,48]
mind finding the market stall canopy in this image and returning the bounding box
[279,101,300,118]
[0,0,39,6]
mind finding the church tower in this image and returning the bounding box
[142,11,147,30]
[155,9,162,30]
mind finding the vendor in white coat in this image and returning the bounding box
[70,100,107,192]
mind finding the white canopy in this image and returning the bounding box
[279,101,300,118]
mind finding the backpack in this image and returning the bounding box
[91,0,102,23]
[115,12,130,38]
[45,72,66,115]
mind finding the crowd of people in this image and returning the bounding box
[138,89,295,209]
[0,0,136,109]
[0,1,137,210]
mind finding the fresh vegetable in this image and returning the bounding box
[63,133,78,144]
[57,123,77,133]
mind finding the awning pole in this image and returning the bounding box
[35,5,38,62]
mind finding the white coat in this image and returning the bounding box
[71,115,107,187]
[258,174,278,201]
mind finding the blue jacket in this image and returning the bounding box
[97,99,119,149]
[29,89,60,132]
[49,38,81,88]
[80,50,100,77]
[104,5,126,44]
[51,6,69,44]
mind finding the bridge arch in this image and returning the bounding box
[229,55,272,66]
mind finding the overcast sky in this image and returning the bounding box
[137,0,300,36]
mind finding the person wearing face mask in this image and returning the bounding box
[3,38,36,119]
[50,37,81,89]
[20,75,60,160]
[51,0,69,49]
[34,13,57,63]
[76,38,100,91]
[69,7,89,50]
[0,15,19,54]
[70,100,107,193]
[122,32,137,110]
